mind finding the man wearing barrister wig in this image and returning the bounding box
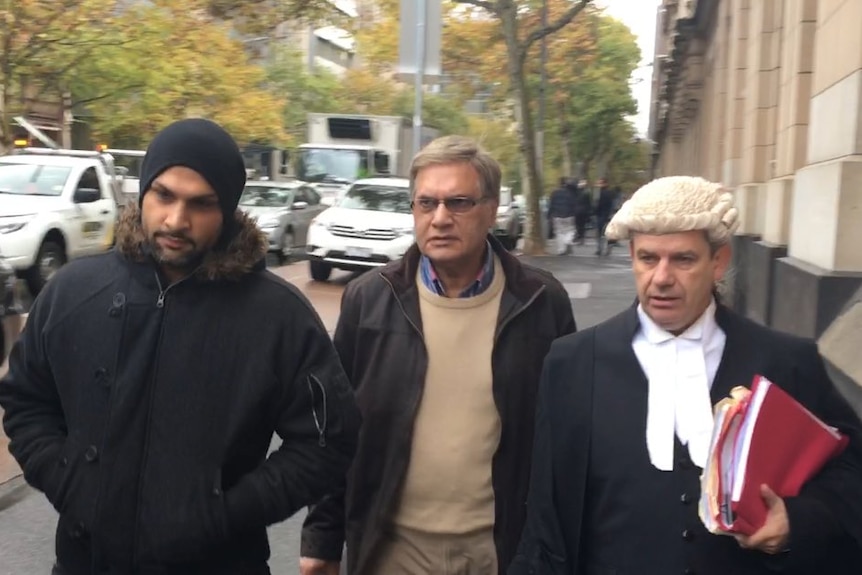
[510,176,862,575]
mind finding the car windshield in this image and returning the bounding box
[0,162,72,196]
[339,184,411,214]
[297,148,366,183]
[239,185,293,207]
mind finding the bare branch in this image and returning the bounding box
[520,0,591,60]
[71,85,147,107]
[452,0,499,15]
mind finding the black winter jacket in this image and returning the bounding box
[547,187,577,219]
[0,206,360,574]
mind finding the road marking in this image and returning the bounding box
[563,282,591,299]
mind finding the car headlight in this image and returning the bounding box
[311,218,329,230]
[257,217,280,229]
[0,214,35,234]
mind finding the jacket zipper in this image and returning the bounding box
[154,272,182,308]
[131,270,192,564]
[380,274,428,434]
[307,374,328,447]
[494,285,546,343]
[380,274,425,341]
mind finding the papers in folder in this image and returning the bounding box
[699,375,849,535]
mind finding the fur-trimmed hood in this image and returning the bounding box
[115,204,268,282]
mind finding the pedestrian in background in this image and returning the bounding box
[594,177,616,256]
[573,178,592,245]
[0,118,360,574]
[547,177,578,255]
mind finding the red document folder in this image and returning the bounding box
[726,375,849,535]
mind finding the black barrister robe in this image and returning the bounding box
[509,304,862,575]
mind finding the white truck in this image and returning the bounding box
[0,147,131,295]
[298,113,439,203]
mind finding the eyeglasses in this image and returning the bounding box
[410,196,489,214]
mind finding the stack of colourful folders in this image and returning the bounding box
[699,375,849,535]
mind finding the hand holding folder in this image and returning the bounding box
[699,375,849,536]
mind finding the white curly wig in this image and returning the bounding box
[605,176,739,245]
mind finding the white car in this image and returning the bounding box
[493,186,523,250]
[0,153,119,295]
[306,177,414,281]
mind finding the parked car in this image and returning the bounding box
[0,252,23,365]
[238,180,327,263]
[306,177,414,282]
[513,193,550,240]
[494,186,522,250]
[0,149,126,295]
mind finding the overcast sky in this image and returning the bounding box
[597,0,662,137]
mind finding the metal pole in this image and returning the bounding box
[413,0,427,159]
[537,0,548,177]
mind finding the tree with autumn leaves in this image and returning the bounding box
[2,0,645,252]
[0,0,296,149]
[71,0,296,149]
[1,0,468,152]
[356,0,643,253]
[0,0,119,147]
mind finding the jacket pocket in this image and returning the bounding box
[138,468,231,564]
[44,439,79,514]
[307,374,329,447]
[24,438,69,509]
[306,364,361,451]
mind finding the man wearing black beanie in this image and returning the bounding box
[0,118,361,574]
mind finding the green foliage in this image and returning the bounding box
[0,0,118,145]
[264,46,345,141]
[263,42,469,139]
[206,0,340,35]
[563,12,641,177]
[68,1,287,149]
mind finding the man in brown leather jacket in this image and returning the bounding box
[300,135,576,575]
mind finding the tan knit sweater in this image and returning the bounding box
[393,257,505,533]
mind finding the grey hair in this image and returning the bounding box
[409,135,502,201]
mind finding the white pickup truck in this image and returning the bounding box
[0,148,129,295]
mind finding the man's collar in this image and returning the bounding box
[636,298,718,344]
[419,240,494,298]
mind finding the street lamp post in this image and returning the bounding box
[537,0,548,178]
[413,0,427,159]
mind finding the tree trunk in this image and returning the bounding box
[500,2,545,255]
[558,105,573,177]
[582,157,592,180]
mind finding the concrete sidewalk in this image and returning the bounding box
[0,390,21,487]
[0,418,18,486]
[1,318,25,487]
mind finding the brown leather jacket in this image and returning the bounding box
[301,236,576,574]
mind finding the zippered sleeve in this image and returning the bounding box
[222,293,360,536]
[300,279,363,561]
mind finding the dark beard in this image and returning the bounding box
[147,236,204,272]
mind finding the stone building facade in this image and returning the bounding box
[649,0,862,399]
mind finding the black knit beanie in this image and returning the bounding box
[139,118,247,223]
